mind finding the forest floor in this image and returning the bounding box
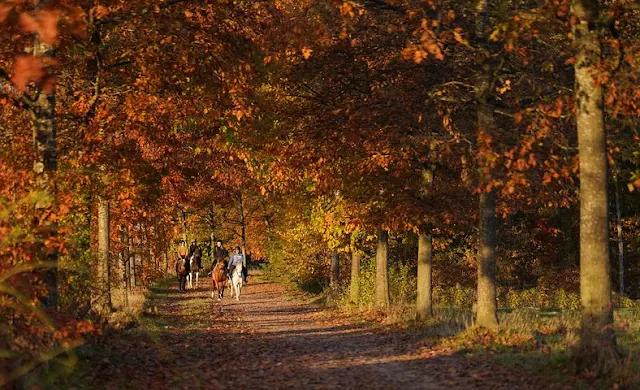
[58,276,588,389]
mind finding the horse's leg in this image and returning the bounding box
[195,272,199,289]
[233,283,240,301]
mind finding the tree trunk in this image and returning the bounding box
[477,190,498,327]
[572,0,618,368]
[32,1,58,309]
[350,250,361,303]
[239,193,247,266]
[614,177,624,295]
[474,0,499,328]
[375,228,390,309]
[129,235,136,288]
[416,225,433,320]
[180,209,188,243]
[330,251,340,287]
[123,227,131,300]
[95,199,112,313]
[164,250,169,275]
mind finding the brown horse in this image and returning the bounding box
[176,257,188,292]
[210,261,227,300]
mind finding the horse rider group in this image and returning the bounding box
[175,239,204,292]
[177,239,247,292]
[214,241,248,283]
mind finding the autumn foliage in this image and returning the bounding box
[2,0,640,386]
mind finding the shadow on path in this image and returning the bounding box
[59,278,573,390]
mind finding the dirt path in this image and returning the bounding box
[65,277,572,390]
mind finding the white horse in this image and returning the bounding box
[186,256,200,290]
[229,263,243,301]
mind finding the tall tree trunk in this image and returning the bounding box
[350,245,361,303]
[210,232,215,265]
[375,228,390,309]
[95,199,112,313]
[477,190,498,327]
[32,1,58,309]
[180,209,188,243]
[614,176,624,295]
[122,227,131,301]
[239,193,247,266]
[129,235,136,288]
[474,0,499,328]
[164,250,169,275]
[572,0,618,368]
[416,225,433,320]
[330,250,340,287]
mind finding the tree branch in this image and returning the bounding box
[95,0,193,26]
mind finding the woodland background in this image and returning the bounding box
[1,0,640,387]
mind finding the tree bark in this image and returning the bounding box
[129,235,136,288]
[330,250,340,287]
[95,199,112,313]
[614,177,624,295]
[572,0,618,367]
[474,0,499,328]
[375,228,390,309]
[122,227,131,299]
[32,0,58,309]
[239,193,247,266]
[477,190,499,327]
[416,225,433,320]
[350,250,361,303]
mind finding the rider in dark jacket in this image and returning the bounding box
[188,239,203,269]
[213,240,228,264]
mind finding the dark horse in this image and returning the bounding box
[210,261,227,300]
[176,256,189,292]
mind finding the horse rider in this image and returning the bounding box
[176,239,190,292]
[228,246,247,283]
[188,239,203,270]
[213,240,229,265]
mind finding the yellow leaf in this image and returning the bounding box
[302,47,313,60]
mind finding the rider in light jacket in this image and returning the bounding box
[228,246,244,280]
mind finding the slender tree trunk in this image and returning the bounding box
[330,251,340,287]
[95,199,112,313]
[416,225,433,320]
[180,209,188,243]
[123,227,131,298]
[239,193,247,266]
[32,1,58,309]
[572,0,618,367]
[477,190,498,327]
[129,235,136,288]
[375,228,390,309]
[350,248,361,303]
[164,250,169,275]
[614,177,624,295]
[474,0,499,328]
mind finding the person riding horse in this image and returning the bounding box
[227,246,247,283]
[176,239,190,292]
[189,239,203,270]
[213,240,228,266]
[210,241,229,300]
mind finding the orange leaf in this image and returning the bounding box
[302,47,313,60]
[12,55,44,91]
